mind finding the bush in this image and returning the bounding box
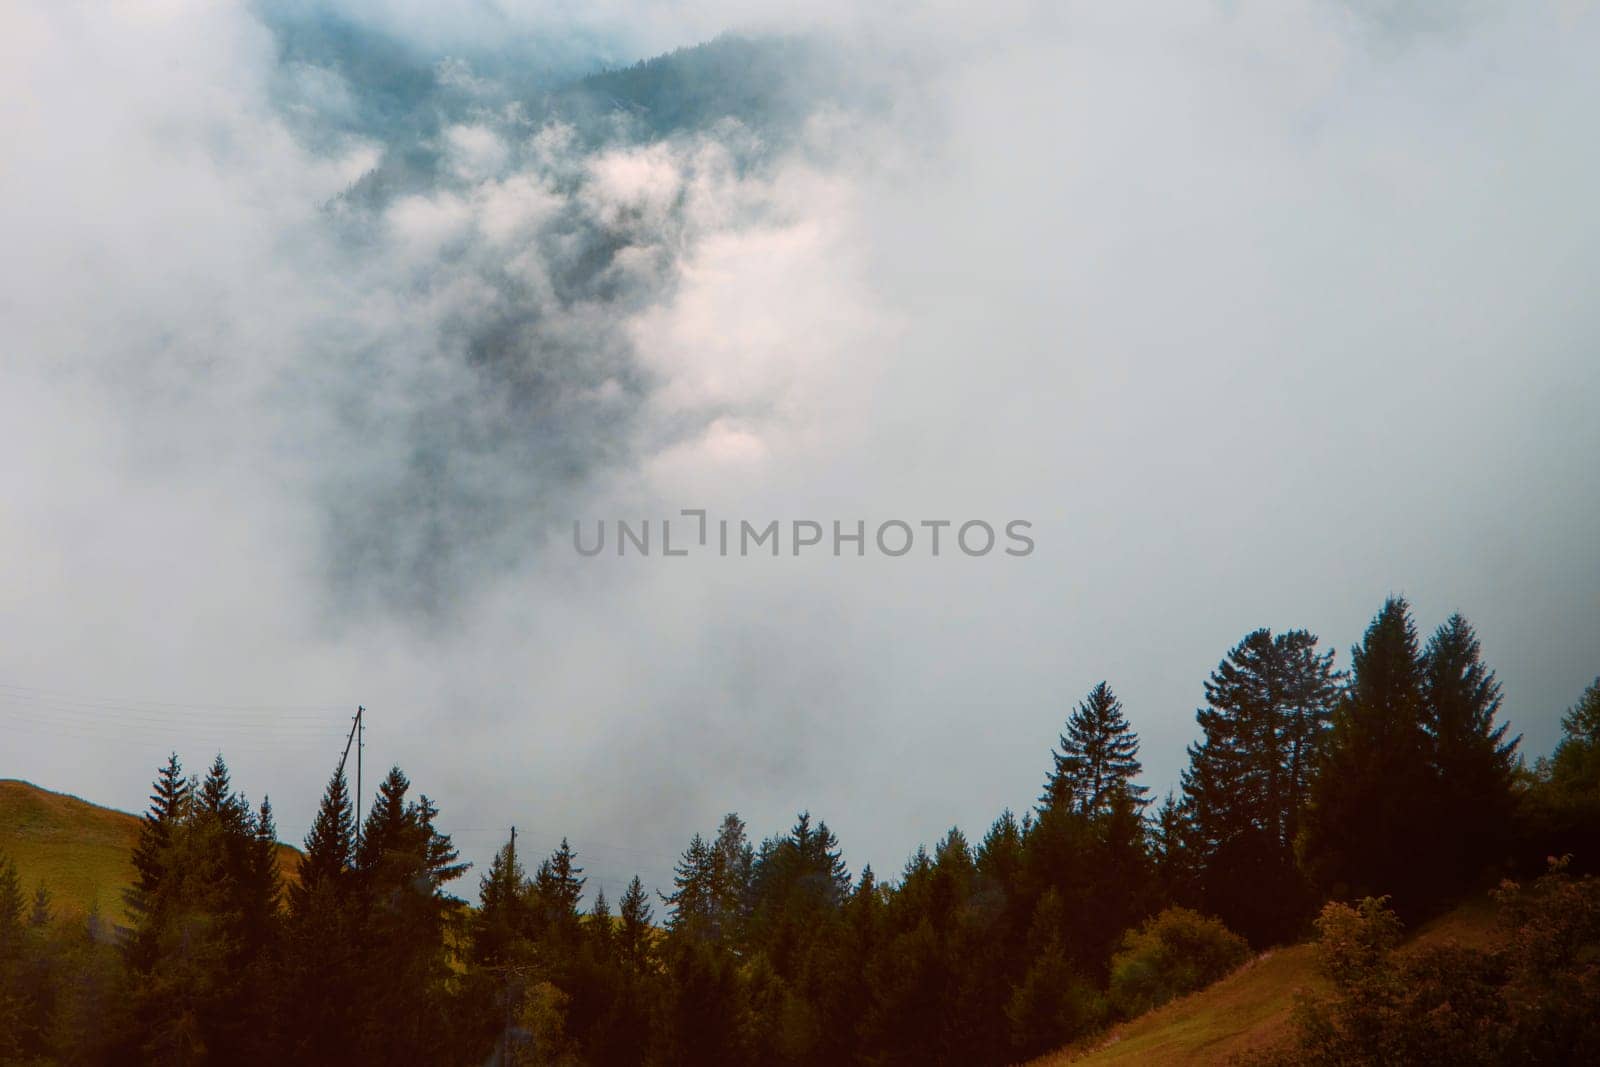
[1271,861,1600,1066]
[1108,907,1250,1017]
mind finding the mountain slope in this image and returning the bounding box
[1032,900,1500,1066]
[0,778,300,924]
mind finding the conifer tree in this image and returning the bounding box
[1042,682,1148,816]
[708,813,753,941]
[248,798,282,925]
[618,876,654,971]
[197,753,249,833]
[1545,677,1600,796]
[295,768,355,910]
[664,833,714,936]
[1149,792,1198,908]
[285,767,360,1061]
[1301,597,1433,915]
[533,838,586,948]
[126,753,189,931]
[1421,614,1519,887]
[1182,628,1338,942]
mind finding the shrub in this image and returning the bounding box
[1108,906,1250,1017]
[1272,862,1600,1065]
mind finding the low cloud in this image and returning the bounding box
[3,0,1598,901]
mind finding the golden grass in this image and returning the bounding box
[0,778,301,925]
[1029,943,1321,1067]
[1030,897,1506,1067]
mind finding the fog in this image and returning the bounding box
[3,0,1597,902]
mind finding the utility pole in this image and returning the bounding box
[336,705,366,849]
[356,705,365,848]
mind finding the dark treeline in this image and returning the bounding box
[2,595,1599,1064]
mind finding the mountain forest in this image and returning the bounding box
[3,594,1598,1064]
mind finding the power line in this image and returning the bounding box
[0,680,349,713]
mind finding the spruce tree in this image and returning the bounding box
[295,768,355,910]
[1301,597,1433,915]
[474,830,529,967]
[1041,682,1148,816]
[248,797,282,925]
[126,753,189,930]
[1149,792,1198,908]
[1547,677,1600,795]
[664,833,714,936]
[618,876,654,971]
[707,813,752,942]
[1421,614,1519,891]
[534,838,586,947]
[1182,628,1338,942]
[286,768,360,1061]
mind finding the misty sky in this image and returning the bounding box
[3,0,1598,905]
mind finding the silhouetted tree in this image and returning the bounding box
[1042,682,1148,816]
[1301,598,1434,916]
[1420,614,1519,894]
[1183,629,1339,943]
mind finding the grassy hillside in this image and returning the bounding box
[0,778,300,925]
[1032,900,1501,1066]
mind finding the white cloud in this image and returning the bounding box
[2,0,1598,901]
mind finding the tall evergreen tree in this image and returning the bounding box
[533,838,586,949]
[664,833,715,937]
[474,830,530,969]
[285,768,360,1061]
[707,813,753,942]
[1042,682,1148,816]
[125,753,190,943]
[295,768,355,911]
[1420,613,1519,892]
[1149,792,1198,909]
[618,876,654,971]
[1182,628,1338,943]
[1301,597,1433,915]
[1547,677,1600,796]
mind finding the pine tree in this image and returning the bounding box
[533,838,585,947]
[415,794,467,894]
[126,753,189,930]
[1181,629,1338,942]
[123,753,192,973]
[707,813,752,942]
[197,753,249,833]
[1547,677,1600,795]
[1149,792,1198,908]
[618,876,654,971]
[664,833,714,936]
[249,797,283,926]
[294,768,355,911]
[1042,682,1148,816]
[356,766,416,883]
[285,768,360,1060]
[1421,614,1519,891]
[474,830,530,968]
[1301,597,1433,915]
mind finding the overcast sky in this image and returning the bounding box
[3,0,1597,904]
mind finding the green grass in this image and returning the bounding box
[1031,899,1503,1066]
[0,778,300,926]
